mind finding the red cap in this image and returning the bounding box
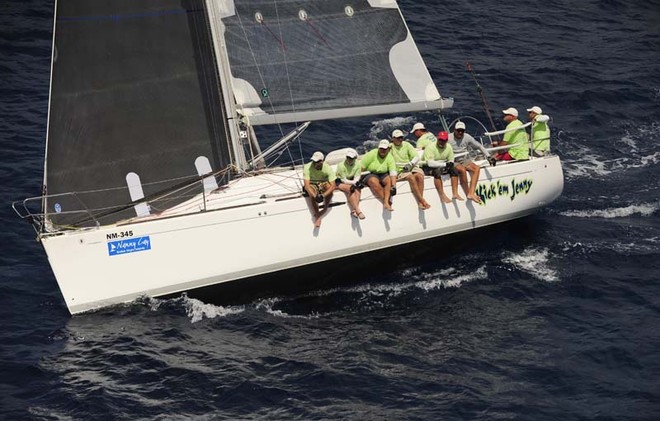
[437,131,449,141]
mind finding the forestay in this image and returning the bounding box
[209,0,451,126]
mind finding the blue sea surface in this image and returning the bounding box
[1,0,660,419]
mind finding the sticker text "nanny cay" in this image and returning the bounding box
[107,236,151,256]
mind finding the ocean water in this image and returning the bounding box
[1,0,660,419]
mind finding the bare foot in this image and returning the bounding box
[314,216,322,228]
[467,193,482,204]
[453,195,464,201]
[384,205,394,211]
[441,195,452,204]
[419,201,431,210]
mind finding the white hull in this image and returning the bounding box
[41,156,563,314]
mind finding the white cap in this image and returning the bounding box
[527,106,543,114]
[391,129,405,138]
[345,148,358,159]
[410,122,426,133]
[311,151,324,162]
[455,121,466,130]
[378,139,391,149]
[502,107,519,117]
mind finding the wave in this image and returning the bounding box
[562,237,659,256]
[410,265,488,290]
[503,248,559,283]
[249,264,489,319]
[368,116,415,142]
[127,263,488,321]
[560,202,659,219]
[321,265,487,297]
[254,297,324,319]
[143,294,245,323]
[561,121,660,179]
[562,152,618,178]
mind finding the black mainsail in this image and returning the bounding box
[45,0,232,227]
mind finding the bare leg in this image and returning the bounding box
[466,164,482,204]
[367,178,385,201]
[340,184,364,217]
[382,177,393,211]
[338,184,356,213]
[434,178,452,203]
[351,190,364,218]
[455,164,470,197]
[407,174,428,209]
[415,173,431,209]
[450,176,464,201]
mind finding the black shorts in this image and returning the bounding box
[363,173,389,186]
[423,166,457,179]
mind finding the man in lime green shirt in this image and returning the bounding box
[361,140,397,211]
[303,151,335,227]
[390,129,430,210]
[493,107,529,161]
[335,148,365,219]
[423,131,460,203]
[527,106,551,157]
[410,122,436,150]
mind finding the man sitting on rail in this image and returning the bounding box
[360,140,397,212]
[303,151,335,228]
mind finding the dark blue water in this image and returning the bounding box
[2,0,660,419]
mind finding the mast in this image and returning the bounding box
[205,0,251,171]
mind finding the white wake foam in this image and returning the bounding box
[253,264,489,318]
[254,297,323,319]
[184,297,245,323]
[620,133,638,150]
[562,122,660,179]
[560,202,659,219]
[503,248,559,283]
[368,116,415,141]
[640,151,660,167]
[310,265,487,299]
[562,151,618,179]
[412,266,488,290]
[144,295,244,323]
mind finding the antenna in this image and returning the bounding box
[466,61,500,141]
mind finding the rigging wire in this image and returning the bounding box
[272,0,306,173]
[234,2,306,176]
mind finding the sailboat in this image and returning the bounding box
[14,0,563,315]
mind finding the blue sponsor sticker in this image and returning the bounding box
[107,236,151,256]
